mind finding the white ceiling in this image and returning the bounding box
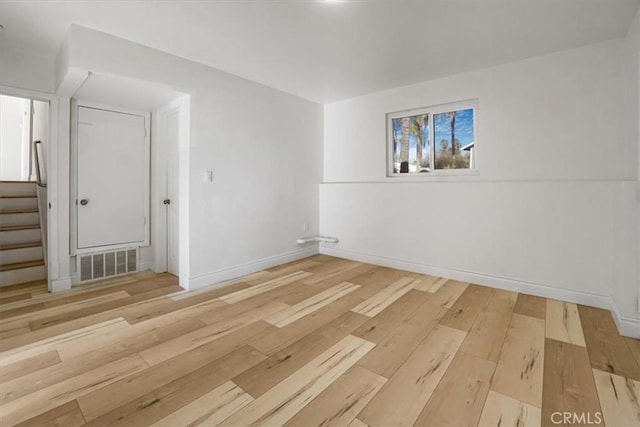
[0,0,638,103]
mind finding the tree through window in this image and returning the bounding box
[388,101,477,175]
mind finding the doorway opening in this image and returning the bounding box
[0,93,50,287]
[0,94,48,182]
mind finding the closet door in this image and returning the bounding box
[77,106,148,249]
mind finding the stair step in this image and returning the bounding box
[0,197,38,211]
[0,228,42,245]
[0,212,39,227]
[0,277,47,293]
[0,209,39,214]
[0,224,40,232]
[0,241,42,251]
[0,265,46,287]
[0,245,43,265]
[0,182,43,281]
[0,259,44,272]
[0,181,37,197]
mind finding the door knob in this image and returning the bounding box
[80,199,89,206]
[163,199,171,205]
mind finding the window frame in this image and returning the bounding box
[386,99,479,178]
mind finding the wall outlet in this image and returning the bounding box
[204,170,214,183]
[302,222,309,233]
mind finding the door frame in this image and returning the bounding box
[0,85,60,292]
[152,96,188,279]
[152,102,171,274]
[70,99,151,255]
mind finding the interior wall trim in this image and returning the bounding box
[319,246,640,338]
[186,246,319,291]
[50,277,72,292]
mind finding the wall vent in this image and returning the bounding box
[79,248,137,282]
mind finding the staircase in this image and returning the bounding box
[0,181,46,286]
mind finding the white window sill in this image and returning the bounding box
[387,169,480,181]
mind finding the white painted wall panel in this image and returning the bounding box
[66,25,323,286]
[322,38,639,324]
[325,39,635,183]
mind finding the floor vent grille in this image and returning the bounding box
[79,248,137,282]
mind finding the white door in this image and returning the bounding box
[166,109,179,275]
[77,107,148,249]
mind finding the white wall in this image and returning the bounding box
[628,11,640,185]
[64,25,323,288]
[321,38,640,335]
[625,8,640,329]
[0,95,30,180]
[637,18,640,323]
[0,44,55,94]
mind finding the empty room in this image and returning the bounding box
[0,0,639,426]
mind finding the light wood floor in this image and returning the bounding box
[1,255,639,427]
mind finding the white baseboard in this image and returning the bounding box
[609,303,640,339]
[320,246,640,339]
[187,245,320,291]
[50,276,72,293]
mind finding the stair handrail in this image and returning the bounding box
[33,140,46,188]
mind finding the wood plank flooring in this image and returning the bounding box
[1,255,639,426]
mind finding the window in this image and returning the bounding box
[387,100,477,175]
